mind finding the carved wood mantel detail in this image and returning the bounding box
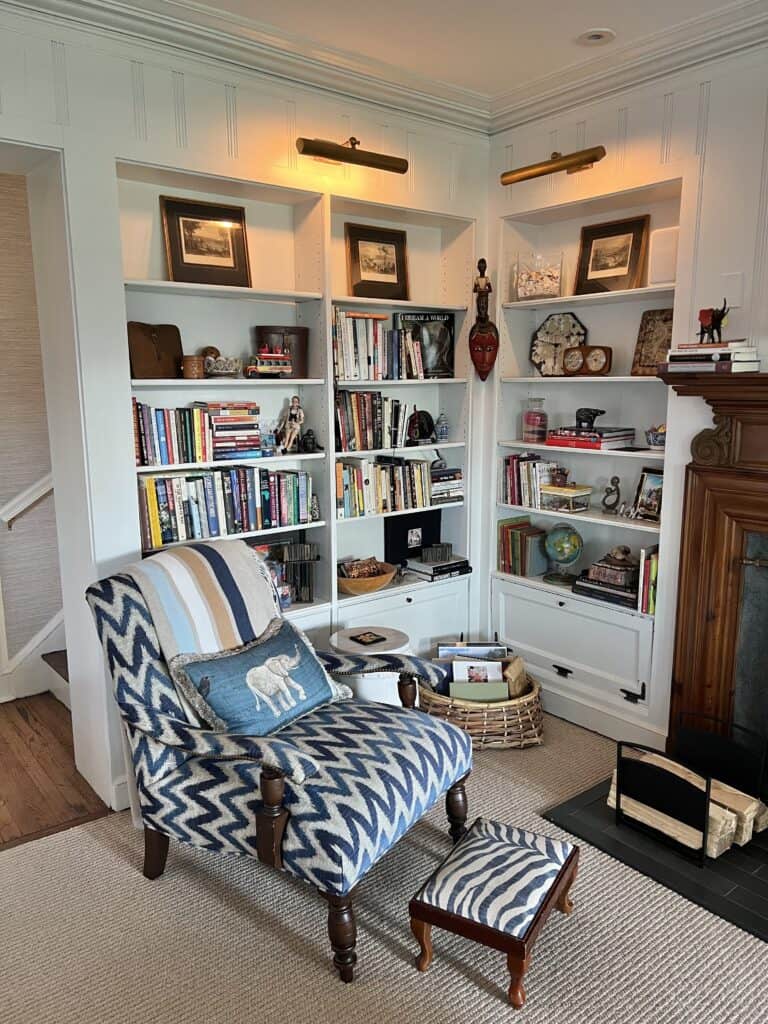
[658,372,768,746]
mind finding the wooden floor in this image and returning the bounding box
[0,693,109,851]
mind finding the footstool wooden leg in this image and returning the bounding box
[507,952,530,1009]
[556,862,579,915]
[410,917,433,972]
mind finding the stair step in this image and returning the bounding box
[42,650,69,683]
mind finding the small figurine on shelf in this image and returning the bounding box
[698,298,729,345]
[435,411,450,442]
[469,258,500,381]
[551,466,569,488]
[298,429,323,453]
[310,494,321,522]
[602,476,621,515]
[276,395,304,454]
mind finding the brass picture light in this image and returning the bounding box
[296,136,409,174]
[500,145,606,186]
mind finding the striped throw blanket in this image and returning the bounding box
[128,540,280,663]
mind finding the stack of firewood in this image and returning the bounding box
[607,748,768,859]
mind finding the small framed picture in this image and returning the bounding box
[631,308,674,376]
[452,661,504,683]
[633,467,664,522]
[574,215,649,295]
[160,196,251,287]
[345,223,408,300]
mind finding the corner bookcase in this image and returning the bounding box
[490,181,680,740]
[117,162,475,651]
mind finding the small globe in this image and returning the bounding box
[544,524,583,569]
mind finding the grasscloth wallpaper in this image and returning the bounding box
[0,174,61,660]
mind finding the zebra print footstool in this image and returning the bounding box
[408,818,579,1009]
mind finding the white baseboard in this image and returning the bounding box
[541,688,667,750]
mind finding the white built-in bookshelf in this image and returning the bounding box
[118,163,475,647]
[490,180,680,731]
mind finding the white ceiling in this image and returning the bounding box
[186,0,732,97]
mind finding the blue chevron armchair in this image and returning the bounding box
[86,568,472,982]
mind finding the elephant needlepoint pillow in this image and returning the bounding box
[170,618,349,735]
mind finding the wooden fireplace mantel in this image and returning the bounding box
[657,371,768,473]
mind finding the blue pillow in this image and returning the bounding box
[170,619,348,736]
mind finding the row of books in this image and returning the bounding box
[497,516,548,577]
[661,339,760,374]
[133,399,262,466]
[335,391,412,452]
[545,426,635,451]
[335,458,463,518]
[138,468,314,550]
[332,309,455,381]
[500,454,558,508]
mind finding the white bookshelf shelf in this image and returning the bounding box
[491,570,653,620]
[336,377,467,387]
[131,378,325,389]
[502,284,675,311]
[337,501,464,523]
[143,520,327,553]
[498,440,665,460]
[501,376,663,384]
[332,296,468,312]
[337,571,468,605]
[497,502,661,534]
[125,280,323,303]
[336,442,465,458]
[136,453,326,473]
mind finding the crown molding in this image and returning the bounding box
[6,0,768,136]
[5,0,490,133]
[489,0,768,133]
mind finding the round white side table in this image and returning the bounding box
[328,626,412,706]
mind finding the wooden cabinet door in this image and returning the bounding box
[669,466,768,737]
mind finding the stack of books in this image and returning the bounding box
[335,391,409,451]
[406,553,471,582]
[637,545,659,614]
[497,515,548,577]
[208,402,261,461]
[430,466,464,506]
[660,339,760,374]
[332,309,455,382]
[546,425,635,450]
[138,467,313,550]
[335,456,434,518]
[572,551,643,609]
[500,453,558,507]
[133,400,263,466]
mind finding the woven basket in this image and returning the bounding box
[418,675,544,750]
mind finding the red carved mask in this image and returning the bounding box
[469,326,499,381]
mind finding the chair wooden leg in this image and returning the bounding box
[323,892,357,982]
[143,826,169,880]
[446,774,469,844]
[410,917,433,972]
[507,952,531,1009]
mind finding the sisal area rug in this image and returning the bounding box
[2,715,766,1024]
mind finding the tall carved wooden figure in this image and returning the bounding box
[469,258,499,381]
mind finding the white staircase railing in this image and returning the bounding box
[0,472,53,529]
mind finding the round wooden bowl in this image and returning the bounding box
[337,562,397,596]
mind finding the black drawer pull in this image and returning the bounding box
[552,663,573,678]
[405,596,413,604]
[558,600,565,607]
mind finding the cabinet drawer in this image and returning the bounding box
[335,577,470,655]
[492,576,652,704]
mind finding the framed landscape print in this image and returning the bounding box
[631,307,674,375]
[574,215,650,295]
[160,196,251,287]
[345,223,409,300]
